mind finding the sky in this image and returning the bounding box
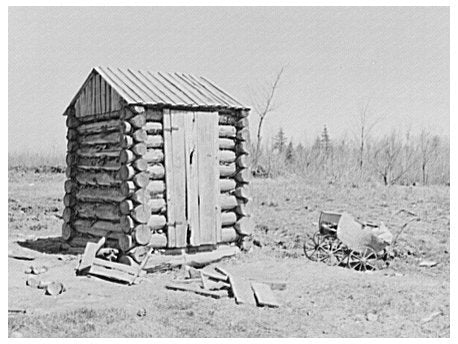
[8,6,449,155]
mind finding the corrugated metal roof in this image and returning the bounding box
[69,67,247,110]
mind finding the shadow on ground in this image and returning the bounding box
[16,236,74,255]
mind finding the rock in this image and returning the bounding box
[26,276,40,288]
[137,308,147,318]
[45,282,65,296]
[366,312,378,322]
[419,260,438,268]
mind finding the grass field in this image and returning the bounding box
[8,170,450,337]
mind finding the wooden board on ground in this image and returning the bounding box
[215,266,256,305]
[166,283,228,299]
[76,237,105,273]
[251,282,280,308]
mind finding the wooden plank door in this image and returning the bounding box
[163,109,187,248]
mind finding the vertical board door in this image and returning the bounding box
[164,110,221,248]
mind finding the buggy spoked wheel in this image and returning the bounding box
[346,247,378,272]
[304,233,326,261]
[320,236,345,266]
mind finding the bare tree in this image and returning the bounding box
[251,66,285,169]
[419,130,440,185]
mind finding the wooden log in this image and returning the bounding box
[219,150,236,164]
[131,188,151,204]
[236,127,250,142]
[65,166,75,178]
[220,227,239,243]
[150,233,167,248]
[127,245,150,263]
[76,119,131,135]
[66,116,80,128]
[120,181,136,197]
[77,157,121,171]
[129,114,146,128]
[133,158,148,172]
[146,180,166,195]
[63,207,74,222]
[118,165,136,180]
[66,153,78,166]
[219,113,237,125]
[119,200,134,215]
[73,219,125,234]
[235,169,251,184]
[133,224,151,245]
[234,216,254,235]
[219,164,236,177]
[235,199,252,217]
[75,109,122,122]
[63,193,76,207]
[120,215,135,233]
[120,150,135,163]
[67,140,78,152]
[147,215,167,230]
[145,135,163,148]
[221,212,237,226]
[133,172,150,188]
[220,178,236,192]
[76,186,125,202]
[118,234,134,252]
[145,109,163,122]
[121,135,134,148]
[143,150,164,163]
[148,198,166,213]
[220,194,237,210]
[64,179,77,193]
[61,223,73,241]
[75,202,121,221]
[144,122,163,134]
[236,117,249,129]
[133,129,148,142]
[219,125,236,138]
[238,109,249,118]
[67,129,78,141]
[76,171,120,186]
[131,143,147,156]
[146,164,165,179]
[78,132,123,145]
[77,147,122,158]
[235,141,250,155]
[234,186,250,201]
[236,155,250,169]
[130,204,152,223]
[219,138,236,150]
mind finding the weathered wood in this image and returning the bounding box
[236,127,250,142]
[129,114,146,128]
[64,179,77,193]
[146,164,165,179]
[121,135,134,148]
[217,268,256,305]
[76,186,125,202]
[150,233,167,248]
[133,224,152,245]
[143,150,164,163]
[67,140,79,152]
[131,143,147,156]
[77,147,122,158]
[219,150,236,164]
[235,141,250,155]
[78,132,123,145]
[218,113,237,125]
[76,119,131,135]
[219,138,236,150]
[145,135,163,148]
[144,122,163,134]
[63,193,76,207]
[236,117,249,129]
[66,153,77,166]
[219,125,236,138]
[251,282,280,308]
[219,163,236,177]
[74,218,126,233]
[75,202,121,221]
[234,186,250,201]
[63,207,74,222]
[75,109,122,122]
[118,165,136,180]
[119,200,134,215]
[65,166,75,178]
[234,216,254,235]
[77,237,106,273]
[220,178,236,192]
[133,172,150,188]
[61,223,73,241]
[236,154,250,169]
[147,214,167,230]
[145,109,163,121]
[89,263,135,283]
[67,129,78,141]
[166,283,228,299]
[221,212,237,226]
[131,188,151,204]
[132,129,148,142]
[120,181,136,196]
[238,109,249,118]
[221,226,239,242]
[220,194,238,210]
[133,158,149,172]
[146,180,166,195]
[77,156,122,171]
[76,171,120,186]
[120,215,135,233]
[119,150,135,163]
[66,116,80,128]
[235,199,252,217]
[131,204,152,223]
[235,169,251,184]
[127,245,150,263]
[118,234,134,252]
[148,198,166,213]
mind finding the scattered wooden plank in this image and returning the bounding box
[76,237,105,273]
[166,283,228,299]
[89,264,135,284]
[251,282,280,308]
[229,275,257,305]
[201,267,229,282]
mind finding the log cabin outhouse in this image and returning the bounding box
[62,67,253,259]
